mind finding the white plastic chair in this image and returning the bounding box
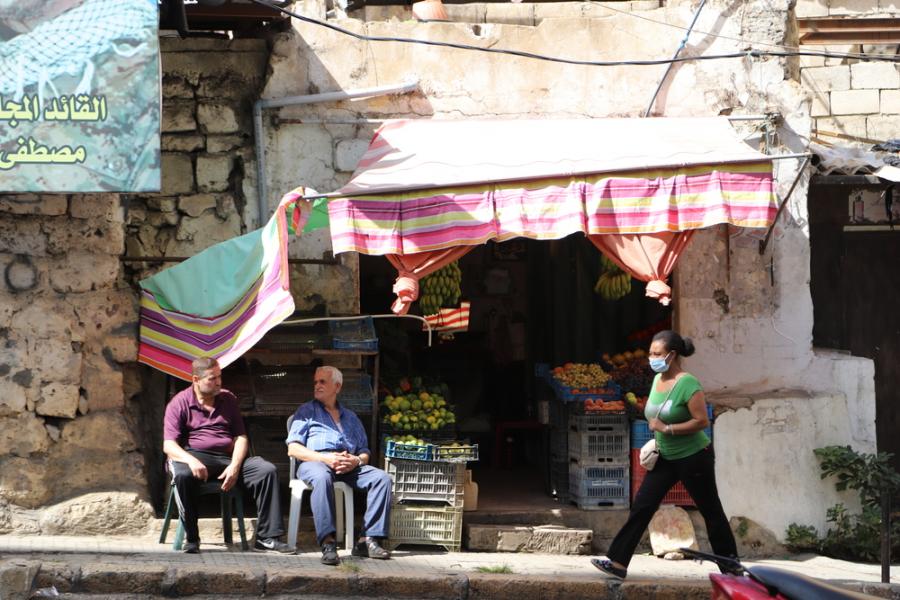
[286,417,354,551]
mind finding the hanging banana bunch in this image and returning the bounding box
[594,254,632,301]
[418,261,463,316]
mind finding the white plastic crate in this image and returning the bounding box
[569,463,629,510]
[388,504,463,552]
[386,457,465,506]
[568,429,629,464]
[568,412,628,433]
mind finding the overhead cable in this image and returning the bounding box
[249,0,900,66]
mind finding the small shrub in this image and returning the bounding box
[786,446,900,563]
[785,523,819,552]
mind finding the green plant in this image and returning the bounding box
[339,561,361,573]
[475,565,514,574]
[813,446,900,507]
[785,523,819,552]
[735,517,749,538]
[786,446,900,562]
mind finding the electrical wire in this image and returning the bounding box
[585,0,900,61]
[250,0,900,66]
[251,0,900,67]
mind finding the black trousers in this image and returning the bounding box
[607,445,737,568]
[171,450,284,544]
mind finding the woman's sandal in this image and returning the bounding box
[591,558,627,579]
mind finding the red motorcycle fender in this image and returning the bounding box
[709,574,789,600]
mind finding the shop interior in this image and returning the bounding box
[359,234,671,512]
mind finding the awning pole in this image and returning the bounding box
[644,0,708,117]
[758,154,812,255]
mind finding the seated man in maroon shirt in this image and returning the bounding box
[163,357,291,554]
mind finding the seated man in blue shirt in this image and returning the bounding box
[287,366,392,565]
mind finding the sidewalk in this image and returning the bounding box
[0,534,896,599]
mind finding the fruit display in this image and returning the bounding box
[594,255,632,301]
[603,350,654,397]
[551,362,611,392]
[381,376,456,432]
[418,261,462,316]
[624,392,648,414]
[582,399,626,412]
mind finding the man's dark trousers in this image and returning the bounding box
[170,449,284,544]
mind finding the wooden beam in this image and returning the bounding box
[798,17,900,44]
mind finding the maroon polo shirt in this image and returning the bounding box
[163,386,246,456]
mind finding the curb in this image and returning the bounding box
[9,557,900,599]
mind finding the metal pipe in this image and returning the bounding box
[644,0,708,117]
[253,79,419,228]
[273,118,391,126]
[282,313,433,347]
[758,154,812,255]
[120,255,341,265]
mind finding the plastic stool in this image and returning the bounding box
[159,480,249,550]
[287,476,354,551]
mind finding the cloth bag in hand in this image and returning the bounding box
[639,382,677,471]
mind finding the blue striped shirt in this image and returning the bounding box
[286,400,371,456]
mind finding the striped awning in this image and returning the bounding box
[138,189,306,381]
[326,117,778,255]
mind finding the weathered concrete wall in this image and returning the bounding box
[714,393,866,537]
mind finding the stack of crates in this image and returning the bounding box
[384,440,477,552]
[568,411,629,509]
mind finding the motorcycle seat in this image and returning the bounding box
[749,565,879,600]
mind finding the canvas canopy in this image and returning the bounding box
[326,117,778,256]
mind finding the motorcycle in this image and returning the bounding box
[679,548,881,600]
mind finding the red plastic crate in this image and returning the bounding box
[629,448,695,507]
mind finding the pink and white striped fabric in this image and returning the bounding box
[327,118,777,255]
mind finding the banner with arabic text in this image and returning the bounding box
[0,0,160,192]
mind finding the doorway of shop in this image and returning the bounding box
[809,180,900,472]
[360,235,671,514]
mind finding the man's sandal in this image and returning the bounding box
[591,558,627,579]
[351,537,391,559]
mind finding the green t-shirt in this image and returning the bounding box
[644,373,710,460]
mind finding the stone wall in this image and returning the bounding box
[0,192,152,532]
[796,0,900,143]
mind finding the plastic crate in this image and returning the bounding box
[340,372,375,414]
[569,463,630,510]
[630,407,714,449]
[568,429,629,464]
[432,444,479,463]
[386,457,465,506]
[388,504,463,552]
[569,399,627,415]
[329,317,378,351]
[384,439,435,461]
[382,424,457,444]
[569,412,628,433]
[552,380,622,403]
[629,448,695,506]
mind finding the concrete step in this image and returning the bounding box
[465,524,592,555]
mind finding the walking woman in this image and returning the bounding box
[592,330,738,579]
